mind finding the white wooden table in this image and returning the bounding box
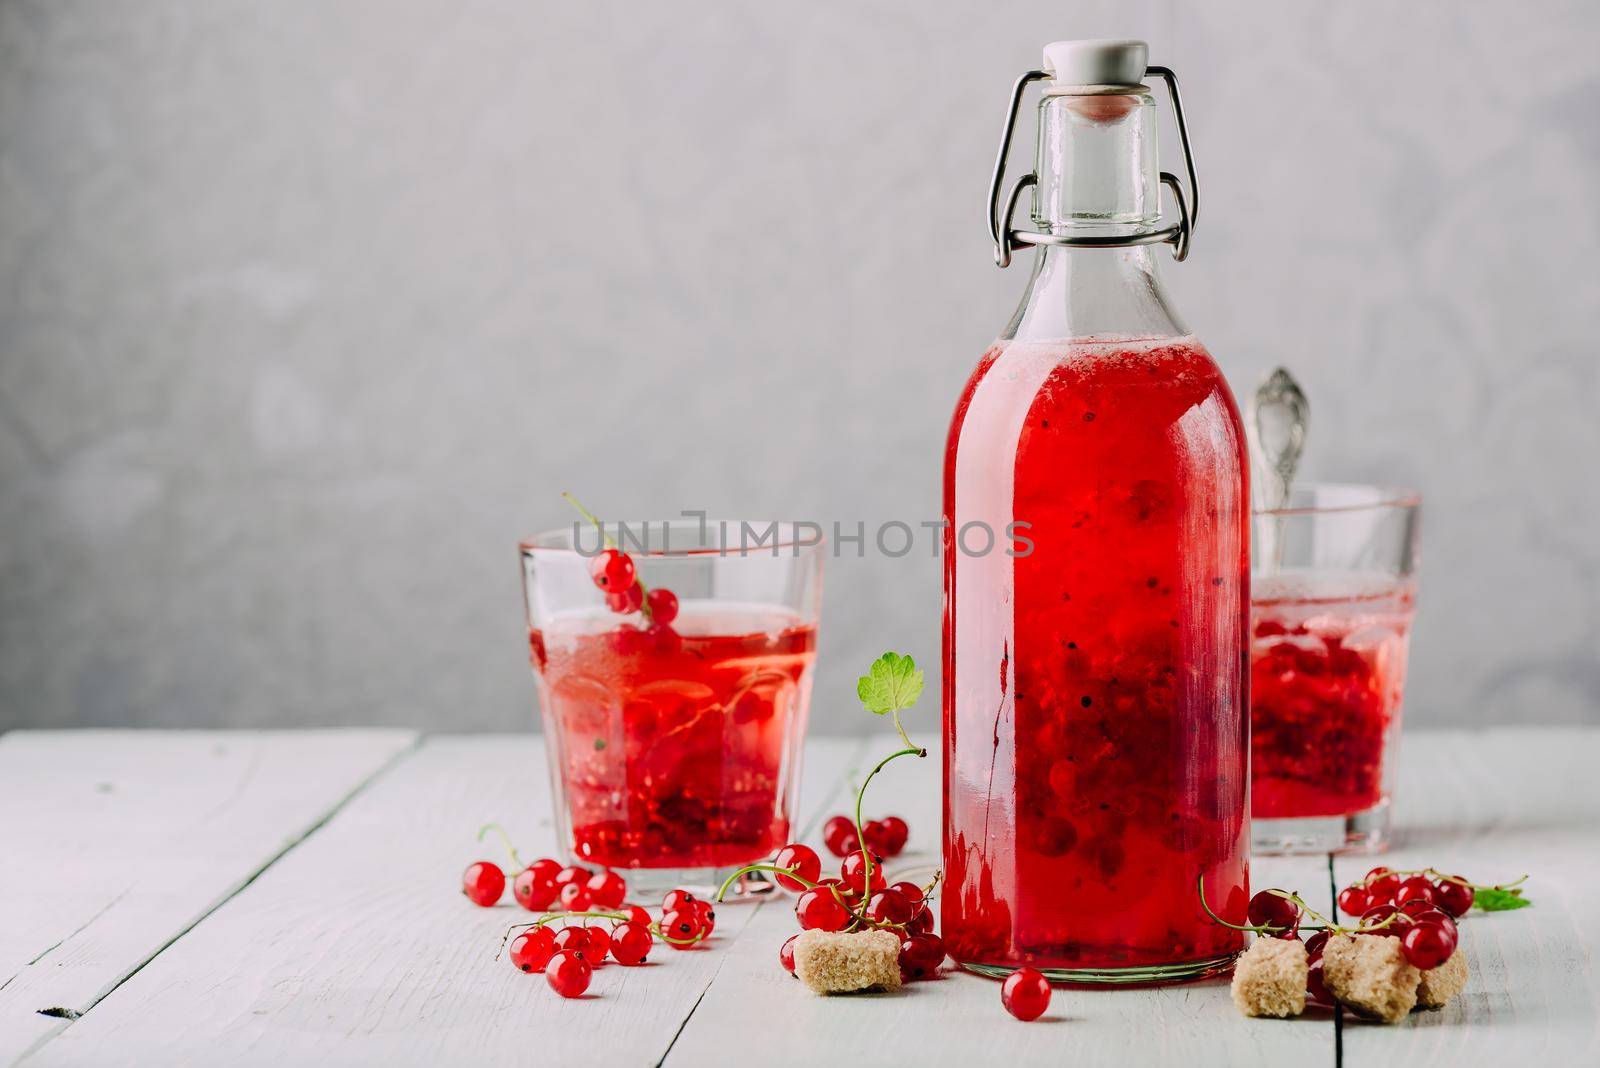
[2,728,1596,1066]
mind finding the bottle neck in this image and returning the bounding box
[1003,87,1186,343]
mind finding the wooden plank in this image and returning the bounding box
[27,734,868,1067]
[665,733,1337,1067]
[1336,728,1600,1063]
[0,729,417,1066]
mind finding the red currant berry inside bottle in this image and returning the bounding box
[606,584,644,614]
[461,861,505,907]
[545,951,592,998]
[1001,967,1052,1021]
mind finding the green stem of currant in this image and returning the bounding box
[495,910,631,957]
[1196,876,1402,937]
[847,744,925,930]
[714,863,816,902]
[1358,867,1529,893]
[560,491,654,619]
[477,822,524,871]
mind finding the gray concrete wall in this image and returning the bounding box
[2,0,1597,731]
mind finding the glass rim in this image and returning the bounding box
[519,519,827,558]
[1254,482,1421,518]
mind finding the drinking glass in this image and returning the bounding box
[1250,484,1421,854]
[520,520,823,891]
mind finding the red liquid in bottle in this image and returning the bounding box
[530,606,816,869]
[1249,575,1415,818]
[942,335,1250,975]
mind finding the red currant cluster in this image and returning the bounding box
[461,826,716,999]
[566,493,679,633]
[724,838,947,984]
[821,813,909,859]
[501,888,716,998]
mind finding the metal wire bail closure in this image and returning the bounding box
[987,64,1200,267]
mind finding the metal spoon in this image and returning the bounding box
[1247,366,1308,513]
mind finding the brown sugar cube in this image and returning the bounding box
[1230,936,1309,1018]
[1322,934,1420,1023]
[792,929,903,994]
[1416,946,1469,1009]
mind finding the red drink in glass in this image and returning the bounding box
[1250,575,1416,820]
[530,605,817,870]
[943,336,1250,979]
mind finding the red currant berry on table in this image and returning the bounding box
[513,868,557,911]
[586,869,628,910]
[660,909,703,949]
[1398,897,1438,920]
[610,922,653,966]
[509,926,557,973]
[1366,871,1400,903]
[662,889,698,913]
[1394,876,1438,908]
[620,904,652,927]
[773,844,822,893]
[906,905,934,935]
[583,924,611,964]
[898,934,946,981]
[589,549,636,592]
[840,850,887,896]
[887,881,925,907]
[779,934,799,976]
[866,889,914,927]
[1337,885,1369,916]
[461,862,505,907]
[554,865,591,888]
[528,857,563,882]
[822,816,858,858]
[1246,890,1301,934]
[1359,903,1399,930]
[1401,922,1456,970]
[877,816,910,857]
[692,900,716,936]
[546,951,592,998]
[1413,908,1458,940]
[552,926,590,961]
[795,888,851,932]
[862,820,891,857]
[1304,930,1330,959]
[1434,876,1474,917]
[1306,957,1332,1005]
[1002,967,1052,1021]
[559,882,592,911]
[606,584,644,614]
[645,587,679,624]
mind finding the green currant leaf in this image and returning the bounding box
[1474,887,1531,911]
[856,652,925,716]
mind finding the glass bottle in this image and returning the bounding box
[941,40,1250,982]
